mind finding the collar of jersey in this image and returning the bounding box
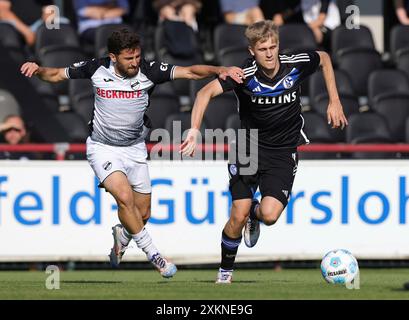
[257,61,284,84]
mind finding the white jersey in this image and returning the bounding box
[65,57,176,146]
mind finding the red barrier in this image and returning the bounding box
[0,143,408,160]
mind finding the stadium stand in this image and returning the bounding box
[299,112,339,159]
[203,93,238,130]
[390,24,409,62]
[219,47,251,69]
[372,94,409,142]
[278,23,317,54]
[213,23,247,64]
[145,95,181,130]
[70,93,94,124]
[397,50,409,78]
[38,46,86,96]
[35,22,80,58]
[331,24,376,64]
[367,69,409,105]
[346,112,395,159]
[337,48,383,96]
[309,69,355,106]
[53,112,89,143]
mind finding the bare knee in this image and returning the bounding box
[259,197,284,226]
[260,207,281,225]
[229,201,251,228]
[263,214,279,226]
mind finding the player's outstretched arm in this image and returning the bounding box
[173,65,244,83]
[20,62,67,83]
[317,51,348,129]
[180,79,224,157]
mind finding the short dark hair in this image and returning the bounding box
[107,28,141,55]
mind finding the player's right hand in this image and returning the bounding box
[180,128,200,157]
[20,62,40,78]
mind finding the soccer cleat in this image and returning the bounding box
[150,253,177,278]
[109,224,128,268]
[244,199,260,248]
[215,268,233,284]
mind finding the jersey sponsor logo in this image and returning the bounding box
[96,88,142,99]
[250,91,297,104]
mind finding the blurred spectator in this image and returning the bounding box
[301,0,341,48]
[0,114,34,160]
[219,0,264,25]
[394,0,409,25]
[73,0,129,45]
[153,0,201,31]
[272,0,304,26]
[0,0,37,46]
[0,0,66,47]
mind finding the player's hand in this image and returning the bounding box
[327,100,348,130]
[180,128,200,157]
[20,62,40,78]
[219,66,244,84]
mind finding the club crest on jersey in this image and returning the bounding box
[103,161,112,171]
[229,164,238,176]
[283,76,294,89]
[131,80,140,91]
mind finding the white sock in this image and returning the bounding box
[119,226,132,247]
[132,227,160,261]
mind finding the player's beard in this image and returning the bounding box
[117,63,138,78]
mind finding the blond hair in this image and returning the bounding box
[245,20,279,48]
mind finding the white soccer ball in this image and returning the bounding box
[320,249,359,284]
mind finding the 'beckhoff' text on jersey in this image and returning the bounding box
[66,58,175,146]
[218,51,320,150]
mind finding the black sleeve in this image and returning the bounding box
[218,57,253,92]
[218,77,240,93]
[65,58,104,79]
[320,0,330,14]
[142,60,176,84]
[298,51,321,79]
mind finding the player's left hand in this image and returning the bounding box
[219,66,244,84]
[327,100,348,130]
[180,128,200,157]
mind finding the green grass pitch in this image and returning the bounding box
[1,269,409,300]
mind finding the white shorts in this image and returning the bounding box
[86,137,151,193]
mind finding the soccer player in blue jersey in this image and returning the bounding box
[181,20,348,283]
[20,28,244,278]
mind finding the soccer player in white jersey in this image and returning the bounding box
[181,20,347,283]
[20,28,244,278]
